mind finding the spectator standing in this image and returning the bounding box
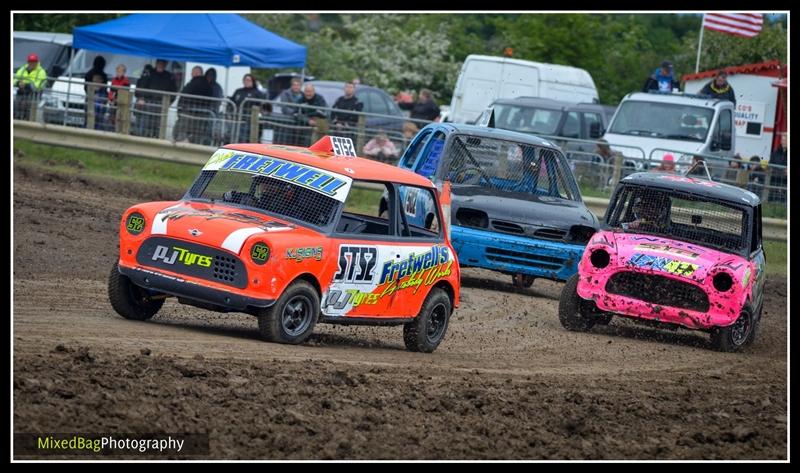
[83,55,108,93]
[747,156,766,195]
[174,70,214,144]
[278,77,303,115]
[134,59,178,138]
[230,74,267,142]
[363,132,400,163]
[331,81,363,128]
[397,88,440,122]
[769,133,787,202]
[699,70,736,106]
[295,83,328,146]
[654,153,676,173]
[13,53,47,120]
[108,64,131,129]
[643,60,679,93]
[205,68,224,99]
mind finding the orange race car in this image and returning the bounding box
[109,136,460,352]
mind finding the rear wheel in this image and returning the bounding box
[558,274,596,332]
[108,263,164,321]
[404,288,451,353]
[711,307,756,352]
[258,280,319,344]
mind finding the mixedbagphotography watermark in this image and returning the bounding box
[14,433,209,456]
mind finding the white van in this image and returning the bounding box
[603,91,736,177]
[448,55,599,124]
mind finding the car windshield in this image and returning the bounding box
[444,134,580,201]
[493,103,564,135]
[608,101,714,143]
[13,39,69,71]
[64,49,153,80]
[607,185,749,254]
[185,151,351,228]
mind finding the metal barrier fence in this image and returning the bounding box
[13,75,787,203]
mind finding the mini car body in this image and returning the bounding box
[386,122,598,288]
[109,136,460,352]
[559,172,766,351]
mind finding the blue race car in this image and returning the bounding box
[381,121,598,288]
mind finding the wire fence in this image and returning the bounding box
[13,75,787,205]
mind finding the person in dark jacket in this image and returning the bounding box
[331,81,363,127]
[768,133,787,202]
[642,60,679,93]
[699,70,736,106]
[174,72,214,144]
[83,55,108,93]
[134,59,178,138]
[206,68,224,99]
[398,88,440,122]
[230,74,267,142]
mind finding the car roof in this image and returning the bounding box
[224,143,436,189]
[423,122,563,151]
[494,96,605,111]
[620,172,760,206]
[14,31,73,45]
[623,91,727,108]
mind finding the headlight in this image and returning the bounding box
[589,248,610,269]
[250,242,270,265]
[713,272,734,292]
[125,212,146,235]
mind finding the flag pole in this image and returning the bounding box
[695,14,705,73]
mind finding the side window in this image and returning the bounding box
[396,185,441,238]
[719,109,733,150]
[415,131,446,179]
[562,112,580,139]
[399,130,432,170]
[336,182,390,236]
[582,112,603,139]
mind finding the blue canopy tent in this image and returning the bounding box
[73,13,306,68]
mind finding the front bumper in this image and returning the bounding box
[118,264,275,312]
[451,225,585,281]
[577,271,739,330]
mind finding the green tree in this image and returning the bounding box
[13,13,120,33]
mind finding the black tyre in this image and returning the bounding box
[108,263,164,321]
[558,274,595,332]
[512,274,535,288]
[258,280,319,344]
[710,306,756,352]
[404,288,451,353]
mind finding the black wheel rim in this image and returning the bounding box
[426,303,448,344]
[731,312,751,346]
[282,295,313,337]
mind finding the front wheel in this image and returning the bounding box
[258,280,319,344]
[108,263,164,321]
[404,288,451,353]
[558,274,595,332]
[710,307,756,352]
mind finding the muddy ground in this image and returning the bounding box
[12,162,787,460]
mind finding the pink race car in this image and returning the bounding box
[559,172,766,352]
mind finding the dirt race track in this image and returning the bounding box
[13,162,788,460]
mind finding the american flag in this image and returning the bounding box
[702,13,764,38]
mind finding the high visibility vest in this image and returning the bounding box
[14,64,47,91]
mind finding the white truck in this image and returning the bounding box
[602,91,736,177]
[447,54,599,124]
[683,61,786,161]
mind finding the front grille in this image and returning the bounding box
[491,220,524,234]
[534,228,568,240]
[485,247,565,271]
[64,101,85,110]
[136,236,248,289]
[606,271,710,312]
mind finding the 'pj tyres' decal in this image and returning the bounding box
[628,253,699,277]
[203,149,353,202]
[323,244,453,316]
